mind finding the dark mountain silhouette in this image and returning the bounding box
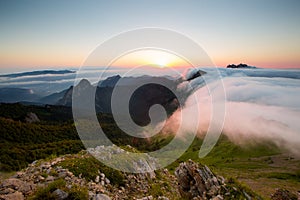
[56,76,180,124]
[0,70,206,125]
[0,70,74,78]
[98,75,121,87]
[227,63,257,69]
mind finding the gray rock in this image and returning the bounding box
[100,173,105,179]
[212,195,224,200]
[58,172,67,178]
[271,189,298,200]
[0,191,24,200]
[38,175,45,181]
[243,190,252,200]
[104,178,110,184]
[94,193,111,200]
[52,189,69,200]
[0,178,34,195]
[0,188,15,195]
[158,197,169,200]
[46,175,55,182]
[175,160,223,199]
[25,112,40,123]
[95,175,100,183]
[101,180,105,186]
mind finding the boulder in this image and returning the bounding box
[175,160,223,199]
[24,112,40,123]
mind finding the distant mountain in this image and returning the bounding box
[57,76,180,125]
[98,75,121,87]
[0,70,206,125]
[227,63,257,69]
[39,88,70,105]
[0,88,40,103]
[0,70,74,78]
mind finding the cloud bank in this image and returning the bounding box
[167,68,300,156]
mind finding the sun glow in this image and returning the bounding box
[112,49,188,68]
[153,56,171,68]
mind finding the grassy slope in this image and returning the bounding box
[165,135,300,199]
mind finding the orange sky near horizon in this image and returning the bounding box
[1,52,299,70]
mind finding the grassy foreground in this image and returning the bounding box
[166,135,300,199]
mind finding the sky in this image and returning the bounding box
[0,0,300,73]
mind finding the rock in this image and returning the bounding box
[58,172,67,178]
[158,197,169,200]
[101,180,105,186]
[104,178,110,184]
[3,191,24,200]
[0,188,15,195]
[0,178,34,195]
[137,196,153,200]
[95,175,100,183]
[38,175,45,181]
[89,191,95,199]
[175,160,224,199]
[271,189,297,200]
[100,173,105,179]
[94,193,111,200]
[24,112,40,123]
[1,178,24,190]
[0,191,24,200]
[212,195,224,200]
[243,190,252,200]
[46,175,55,182]
[52,189,69,200]
[66,171,73,177]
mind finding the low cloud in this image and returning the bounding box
[166,68,300,156]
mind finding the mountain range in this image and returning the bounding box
[0,71,204,125]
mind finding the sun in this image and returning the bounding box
[154,56,170,68]
[111,49,188,68]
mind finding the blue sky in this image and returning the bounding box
[0,0,300,72]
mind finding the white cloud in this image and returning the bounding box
[167,68,300,156]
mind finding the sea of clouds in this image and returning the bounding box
[167,67,300,156]
[1,67,300,155]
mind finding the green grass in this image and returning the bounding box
[29,179,89,200]
[166,135,282,172]
[57,154,125,186]
[265,172,300,181]
[163,134,300,199]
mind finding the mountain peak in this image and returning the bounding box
[78,79,91,86]
[98,75,121,87]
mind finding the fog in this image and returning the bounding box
[166,68,300,156]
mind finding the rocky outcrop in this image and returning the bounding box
[175,159,225,199]
[88,145,159,178]
[2,153,272,200]
[0,155,111,200]
[270,189,298,200]
[24,112,40,123]
[0,151,179,200]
